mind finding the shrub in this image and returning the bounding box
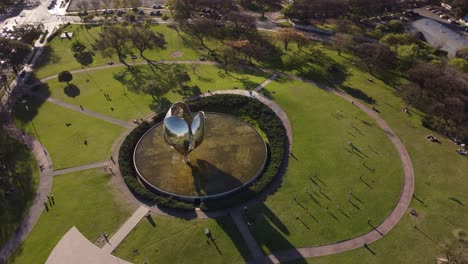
[187,95,287,210]
[119,94,287,211]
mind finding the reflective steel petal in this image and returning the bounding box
[191,112,206,149]
[163,116,191,155]
[167,102,193,125]
[163,102,206,163]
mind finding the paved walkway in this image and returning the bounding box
[258,79,415,263]
[0,60,415,263]
[52,161,110,176]
[254,74,278,92]
[45,227,131,264]
[231,209,265,261]
[28,92,134,129]
[0,122,54,264]
[101,206,149,254]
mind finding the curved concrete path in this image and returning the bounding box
[0,122,54,263]
[263,90,415,263]
[2,61,415,264]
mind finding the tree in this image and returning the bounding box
[451,0,468,18]
[102,0,111,10]
[333,33,354,55]
[225,12,257,39]
[140,80,170,100]
[112,0,121,11]
[456,47,468,60]
[91,0,101,14]
[12,24,44,45]
[252,0,281,18]
[95,25,131,65]
[353,42,396,74]
[0,39,31,75]
[449,58,468,73]
[275,28,305,51]
[129,26,166,59]
[128,0,141,10]
[71,40,94,66]
[77,0,90,12]
[182,18,218,52]
[58,71,73,85]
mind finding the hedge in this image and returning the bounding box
[118,94,287,211]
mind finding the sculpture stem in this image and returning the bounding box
[184,154,190,164]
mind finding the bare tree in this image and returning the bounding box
[91,0,101,14]
[77,0,90,12]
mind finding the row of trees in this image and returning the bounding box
[94,23,166,64]
[441,0,468,18]
[0,39,31,75]
[77,0,142,13]
[284,0,402,24]
[402,63,468,140]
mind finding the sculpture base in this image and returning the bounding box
[133,113,268,201]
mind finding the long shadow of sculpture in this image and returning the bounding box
[187,160,306,263]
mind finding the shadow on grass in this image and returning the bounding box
[338,85,376,105]
[63,84,80,98]
[13,83,51,125]
[0,137,36,251]
[34,46,61,72]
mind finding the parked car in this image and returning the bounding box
[440,14,449,19]
[137,10,145,15]
[150,11,161,16]
[427,7,434,11]
[152,5,163,9]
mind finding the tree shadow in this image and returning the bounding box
[338,85,376,104]
[13,83,51,125]
[0,137,36,248]
[63,84,80,98]
[34,46,61,71]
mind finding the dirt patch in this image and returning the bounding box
[171,51,184,58]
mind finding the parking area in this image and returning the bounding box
[413,6,466,28]
[67,0,165,11]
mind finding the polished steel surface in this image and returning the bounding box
[163,102,206,163]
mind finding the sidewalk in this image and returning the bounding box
[101,205,149,254]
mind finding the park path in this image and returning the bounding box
[1,60,414,263]
[231,209,265,261]
[52,161,110,176]
[101,206,149,254]
[37,60,218,83]
[254,74,278,92]
[28,91,134,129]
[254,76,415,263]
[0,122,54,264]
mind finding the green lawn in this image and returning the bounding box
[249,78,403,254]
[34,24,219,79]
[0,136,39,248]
[13,97,125,169]
[36,64,269,121]
[7,169,133,264]
[285,49,468,263]
[114,214,250,264]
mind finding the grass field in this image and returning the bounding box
[7,169,133,264]
[113,214,250,264]
[248,78,403,254]
[13,98,125,169]
[0,136,39,248]
[7,21,467,264]
[285,49,468,263]
[34,24,219,79]
[36,65,269,121]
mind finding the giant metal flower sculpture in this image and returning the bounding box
[163,102,206,164]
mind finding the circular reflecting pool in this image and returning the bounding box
[133,113,268,200]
